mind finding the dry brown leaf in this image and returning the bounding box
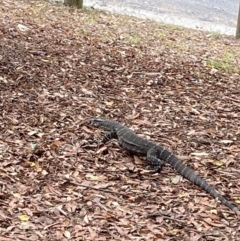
[219,140,233,144]
[171,175,182,184]
[191,152,209,156]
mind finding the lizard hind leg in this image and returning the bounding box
[147,147,164,172]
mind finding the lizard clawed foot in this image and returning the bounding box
[91,138,103,148]
[145,164,162,174]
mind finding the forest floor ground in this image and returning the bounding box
[1,0,240,240]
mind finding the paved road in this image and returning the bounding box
[84,0,239,35]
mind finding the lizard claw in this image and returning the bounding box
[145,164,162,174]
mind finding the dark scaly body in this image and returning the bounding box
[90,118,239,215]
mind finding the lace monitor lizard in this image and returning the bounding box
[90,117,239,215]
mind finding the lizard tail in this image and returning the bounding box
[159,148,239,215]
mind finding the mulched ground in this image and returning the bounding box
[1,0,240,240]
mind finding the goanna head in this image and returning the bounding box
[90,118,120,131]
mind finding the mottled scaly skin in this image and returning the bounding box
[90,118,239,215]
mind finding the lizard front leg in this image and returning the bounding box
[102,130,118,143]
[147,147,164,172]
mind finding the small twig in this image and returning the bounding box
[147,211,208,234]
[223,96,240,104]
[93,198,108,211]
[57,206,68,217]
[215,169,240,177]
[66,177,129,197]
[146,211,186,224]
[132,72,162,76]
[44,222,61,230]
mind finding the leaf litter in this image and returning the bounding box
[0,0,240,240]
